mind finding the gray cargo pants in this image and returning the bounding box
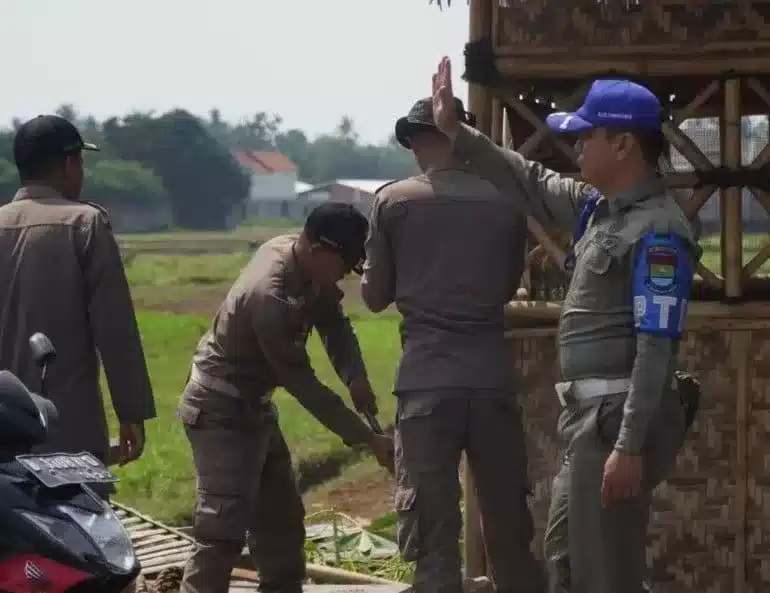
[395,390,545,593]
[542,389,686,593]
[177,383,306,593]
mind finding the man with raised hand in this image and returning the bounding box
[361,94,542,593]
[431,57,699,593]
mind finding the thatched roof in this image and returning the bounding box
[430,0,734,7]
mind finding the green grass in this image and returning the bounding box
[107,310,401,524]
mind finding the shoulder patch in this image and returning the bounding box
[83,200,112,229]
[631,231,694,339]
[644,240,679,293]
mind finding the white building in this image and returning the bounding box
[234,151,300,219]
[295,179,393,217]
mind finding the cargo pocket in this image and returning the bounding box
[595,395,624,449]
[584,243,612,276]
[395,485,420,562]
[193,493,245,543]
[177,401,201,427]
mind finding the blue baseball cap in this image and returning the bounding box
[546,79,662,134]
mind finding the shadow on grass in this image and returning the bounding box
[296,421,394,494]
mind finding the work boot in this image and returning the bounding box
[546,557,570,593]
[463,576,494,593]
[258,583,303,593]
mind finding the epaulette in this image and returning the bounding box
[374,179,401,195]
[83,201,113,230]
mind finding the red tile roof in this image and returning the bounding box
[233,151,297,174]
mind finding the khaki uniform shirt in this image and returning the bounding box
[0,185,156,457]
[184,234,373,447]
[454,125,698,453]
[361,169,526,393]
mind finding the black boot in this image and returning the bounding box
[546,556,571,593]
[258,581,303,593]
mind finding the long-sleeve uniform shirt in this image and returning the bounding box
[183,234,374,447]
[361,169,527,393]
[0,185,156,457]
[453,126,699,453]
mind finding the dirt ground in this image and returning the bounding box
[303,460,395,523]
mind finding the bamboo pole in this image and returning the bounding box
[491,97,504,146]
[462,457,486,578]
[463,0,493,579]
[468,0,493,137]
[722,79,743,300]
[502,106,512,149]
[733,330,750,593]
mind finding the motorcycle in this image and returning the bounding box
[0,333,140,593]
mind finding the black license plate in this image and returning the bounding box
[15,452,118,488]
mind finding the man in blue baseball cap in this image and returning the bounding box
[544,79,667,197]
[430,58,701,593]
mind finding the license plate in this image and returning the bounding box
[15,452,118,488]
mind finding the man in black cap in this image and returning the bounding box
[177,201,394,593]
[362,97,544,593]
[0,115,155,479]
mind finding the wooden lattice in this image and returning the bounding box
[498,76,770,302]
[507,323,770,593]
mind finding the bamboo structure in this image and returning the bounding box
[442,1,770,592]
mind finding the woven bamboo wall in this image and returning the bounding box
[507,324,770,593]
[495,1,770,53]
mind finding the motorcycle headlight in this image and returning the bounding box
[20,510,102,561]
[56,504,137,573]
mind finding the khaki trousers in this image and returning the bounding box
[394,390,545,593]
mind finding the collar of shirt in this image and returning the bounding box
[283,239,316,301]
[606,177,666,214]
[12,184,63,202]
[284,239,345,306]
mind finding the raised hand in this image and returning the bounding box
[432,56,460,140]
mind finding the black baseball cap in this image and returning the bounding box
[395,97,476,149]
[13,115,99,169]
[304,202,369,274]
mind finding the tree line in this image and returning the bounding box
[0,105,418,229]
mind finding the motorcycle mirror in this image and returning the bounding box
[29,333,56,369]
[28,333,56,399]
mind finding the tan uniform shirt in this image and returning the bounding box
[361,169,527,392]
[186,234,373,446]
[0,185,155,457]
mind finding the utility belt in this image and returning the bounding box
[554,377,635,407]
[188,364,272,405]
[554,372,701,431]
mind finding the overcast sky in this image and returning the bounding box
[0,0,470,144]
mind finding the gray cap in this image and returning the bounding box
[395,97,476,149]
